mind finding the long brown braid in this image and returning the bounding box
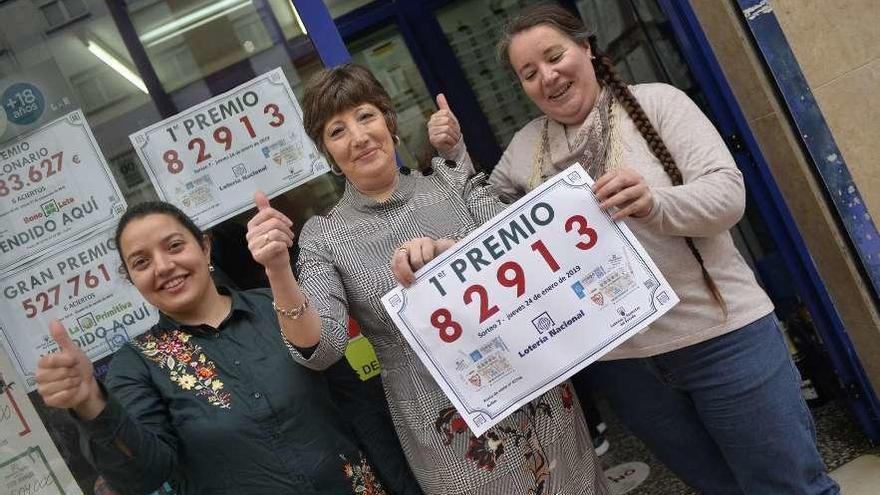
[498,3,728,316]
[592,46,727,316]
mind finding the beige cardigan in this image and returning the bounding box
[447,83,774,358]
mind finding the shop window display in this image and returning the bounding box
[0,1,338,492]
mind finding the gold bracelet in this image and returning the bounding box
[273,296,310,320]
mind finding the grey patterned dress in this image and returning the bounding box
[288,159,607,495]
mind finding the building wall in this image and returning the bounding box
[772,0,880,224]
[687,0,880,397]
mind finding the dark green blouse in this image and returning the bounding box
[75,288,420,495]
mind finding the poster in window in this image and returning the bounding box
[0,226,156,389]
[0,346,81,494]
[0,110,126,272]
[130,67,330,228]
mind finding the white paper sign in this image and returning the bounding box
[0,111,126,272]
[130,67,330,228]
[0,227,157,389]
[382,164,679,436]
[0,349,81,494]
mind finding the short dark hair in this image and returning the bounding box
[114,201,204,276]
[302,63,398,157]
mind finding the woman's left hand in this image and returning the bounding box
[593,168,654,221]
[391,237,456,287]
[427,94,462,156]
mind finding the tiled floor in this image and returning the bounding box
[595,400,880,494]
[830,455,880,495]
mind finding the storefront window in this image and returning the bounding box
[435,0,699,150]
[0,1,340,492]
[0,0,341,209]
[39,0,91,31]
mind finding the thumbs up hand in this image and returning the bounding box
[427,93,462,156]
[247,191,295,272]
[36,320,105,419]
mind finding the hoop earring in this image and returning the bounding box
[208,264,215,273]
[329,161,344,176]
[393,134,401,145]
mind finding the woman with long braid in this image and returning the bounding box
[427,3,838,494]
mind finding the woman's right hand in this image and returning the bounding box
[391,237,456,287]
[36,320,105,420]
[427,94,462,155]
[247,191,295,273]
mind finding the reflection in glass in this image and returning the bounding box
[85,40,148,94]
[125,0,315,95]
[437,0,544,149]
[0,0,340,244]
[130,0,279,92]
[40,0,90,31]
[576,0,696,93]
[323,0,375,19]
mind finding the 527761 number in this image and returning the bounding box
[21,264,111,318]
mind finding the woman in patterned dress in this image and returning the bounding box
[245,64,607,495]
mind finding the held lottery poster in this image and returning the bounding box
[0,110,126,272]
[0,226,157,390]
[382,163,679,436]
[130,67,330,228]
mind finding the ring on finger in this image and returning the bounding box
[398,247,409,256]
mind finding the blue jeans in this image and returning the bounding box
[579,314,839,494]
